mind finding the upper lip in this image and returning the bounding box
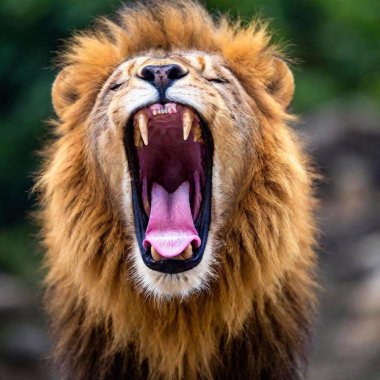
[123,101,214,274]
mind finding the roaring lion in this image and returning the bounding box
[37,1,317,379]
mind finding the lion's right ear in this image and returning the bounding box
[52,68,78,118]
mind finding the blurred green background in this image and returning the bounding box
[1,1,379,379]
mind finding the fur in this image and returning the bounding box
[37,1,317,379]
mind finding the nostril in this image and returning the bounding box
[140,66,156,82]
[167,64,188,80]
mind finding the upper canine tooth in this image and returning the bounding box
[135,111,148,145]
[182,108,194,140]
[134,126,143,148]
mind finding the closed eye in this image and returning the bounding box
[110,82,124,91]
[206,77,229,84]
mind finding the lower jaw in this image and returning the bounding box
[124,105,214,274]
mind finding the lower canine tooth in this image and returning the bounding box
[135,111,148,145]
[182,244,193,259]
[151,247,161,261]
[183,108,194,140]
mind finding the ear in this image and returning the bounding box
[268,58,294,109]
[52,67,79,117]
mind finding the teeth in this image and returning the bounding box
[193,123,203,143]
[150,103,179,116]
[134,127,143,148]
[182,108,195,140]
[142,177,150,214]
[143,200,151,215]
[134,105,203,148]
[166,103,177,114]
[151,247,162,261]
[134,110,148,145]
[151,245,193,261]
[181,244,193,259]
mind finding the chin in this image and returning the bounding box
[131,238,217,300]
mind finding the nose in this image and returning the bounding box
[138,64,188,90]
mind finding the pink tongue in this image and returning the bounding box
[143,182,201,258]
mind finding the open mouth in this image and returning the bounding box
[124,102,213,274]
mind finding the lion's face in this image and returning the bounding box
[88,51,254,298]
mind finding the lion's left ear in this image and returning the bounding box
[267,58,294,109]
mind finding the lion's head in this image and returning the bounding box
[39,1,316,378]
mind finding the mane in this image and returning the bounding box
[38,1,317,379]
[55,0,284,128]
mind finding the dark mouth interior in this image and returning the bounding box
[124,103,213,274]
[137,110,204,220]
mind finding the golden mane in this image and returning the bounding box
[38,1,317,379]
[53,0,290,128]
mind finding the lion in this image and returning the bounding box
[37,1,317,379]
